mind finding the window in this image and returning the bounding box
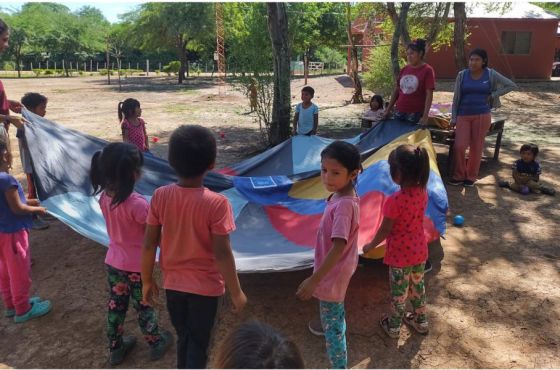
[501,31,532,55]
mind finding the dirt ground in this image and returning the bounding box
[0,74,559,368]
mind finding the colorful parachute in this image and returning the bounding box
[23,110,448,272]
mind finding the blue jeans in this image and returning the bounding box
[393,110,422,123]
[320,301,347,369]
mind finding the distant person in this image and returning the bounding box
[363,144,431,339]
[499,143,555,195]
[17,93,49,230]
[296,141,361,369]
[0,137,52,323]
[293,86,319,135]
[90,142,172,366]
[362,94,385,131]
[384,39,435,126]
[118,98,149,152]
[248,78,258,113]
[448,48,516,187]
[142,125,247,369]
[214,320,305,369]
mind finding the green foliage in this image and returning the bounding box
[363,46,405,97]
[162,61,181,75]
[313,46,345,68]
[2,61,15,71]
[532,2,560,15]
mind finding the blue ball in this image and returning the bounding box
[453,215,465,226]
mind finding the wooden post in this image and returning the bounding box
[106,37,111,85]
[146,59,149,76]
[304,51,308,85]
[31,62,33,71]
[96,62,99,71]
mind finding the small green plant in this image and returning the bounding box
[44,69,54,75]
[363,46,405,97]
[162,61,181,75]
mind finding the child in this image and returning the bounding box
[499,143,555,195]
[18,92,49,230]
[362,95,385,130]
[118,98,149,152]
[296,141,361,369]
[214,320,305,369]
[293,86,319,136]
[0,137,52,323]
[90,142,172,366]
[363,144,431,338]
[142,125,247,369]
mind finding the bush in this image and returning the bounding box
[162,61,181,75]
[44,69,54,75]
[3,61,15,71]
[314,46,346,70]
[363,46,405,97]
[32,68,43,76]
[99,69,114,76]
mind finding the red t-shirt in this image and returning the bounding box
[396,64,436,114]
[383,187,428,267]
[146,185,236,296]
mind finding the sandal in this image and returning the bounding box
[403,312,429,335]
[379,315,400,339]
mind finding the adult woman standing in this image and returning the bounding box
[0,19,24,145]
[448,48,516,187]
[384,39,436,126]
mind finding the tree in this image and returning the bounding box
[5,22,28,78]
[388,3,411,79]
[453,2,467,71]
[346,3,363,103]
[126,3,214,84]
[267,3,291,145]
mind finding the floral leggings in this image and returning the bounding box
[389,264,427,330]
[320,301,347,369]
[106,264,162,350]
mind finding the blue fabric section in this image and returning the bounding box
[230,203,314,272]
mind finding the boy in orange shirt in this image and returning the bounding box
[142,125,247,369]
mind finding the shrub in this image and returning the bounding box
[162,61,181,75]
[363,46,406,97]
[44,69,54,75]
[32,68,43,76]
[2,61,15,71]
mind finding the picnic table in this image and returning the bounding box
[428,117,506,171]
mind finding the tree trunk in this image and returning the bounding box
[425,2,451,55]
[16,53,21,78]
[177,36,187,84]
[390,3,411,80]
[387,3,411,47]
[186,60,190,78]
[267,3,291,146]
[453,2,468,71]
[346,3,363,104]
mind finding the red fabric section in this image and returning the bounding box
[217,167,237,176]
[264,206,321,248]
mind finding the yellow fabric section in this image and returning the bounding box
[288,129,440,200]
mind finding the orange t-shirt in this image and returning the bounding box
[146,184,236,296]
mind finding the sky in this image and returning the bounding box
[0,1,144,23]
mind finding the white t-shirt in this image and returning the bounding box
[295,103,319,135]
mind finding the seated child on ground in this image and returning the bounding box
[142,125,247,369]
[293,86,319,136]
[362,95,385,130]
[214,320,304,369]
[18,93,49,230]
[90,142,172,366]
[0,137,52,324]
[499,143,555,195]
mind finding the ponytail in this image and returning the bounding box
[89,143,144,207]
[118,102,124,122]
[416,146,430,188]
[90,151,104,196]
[389,144,431,188]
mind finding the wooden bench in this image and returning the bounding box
[429,118,506,172]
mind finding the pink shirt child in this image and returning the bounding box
[146,184,236,297]
[99,192,148,272]
[121,117,148,152]
[383,187,428,267]
[313,195,360,303]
